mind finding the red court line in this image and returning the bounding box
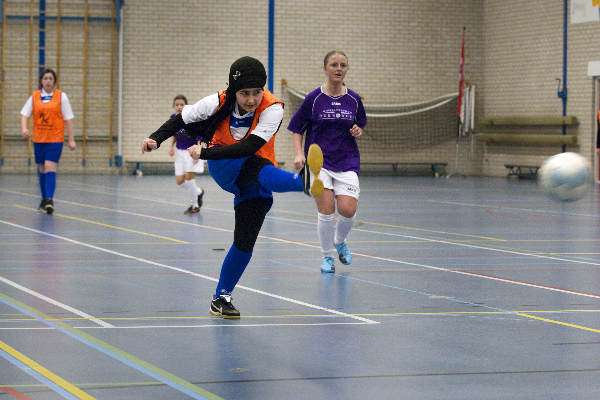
[459,270,600,299]
[0,385,34,400]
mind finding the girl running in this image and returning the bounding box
[168,95,205,214]
[288,50,367,273]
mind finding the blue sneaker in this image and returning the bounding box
[334,242,352,265]
[320,256,335,273]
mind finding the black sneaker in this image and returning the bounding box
[38,198,47,212]
[197,189,205,208]
[299,164,311,196]
[184,205,200,214]
[44,199,54,215]
[210,295,240,318]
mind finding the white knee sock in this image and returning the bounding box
[318,212,335,258]
[190,179,203,196]
[335,214,355,245]
[181,180,198,207]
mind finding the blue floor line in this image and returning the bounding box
[0,349,79,400]
[0,295,214,400]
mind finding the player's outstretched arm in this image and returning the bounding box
[147,113,186,149]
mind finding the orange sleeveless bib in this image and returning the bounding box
[210,89,283,166]
[32,89,65,143]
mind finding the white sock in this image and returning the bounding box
[335,214,355,245]
[179,180,189,194]
[190,179,203,196]
[318,212,335,258]
[181,180,198,207]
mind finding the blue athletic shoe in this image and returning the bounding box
[334,242,352,265]
[320,256,335,273]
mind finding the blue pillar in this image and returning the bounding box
[114,0,124,26]
[268,0,274,92]
[558,0,568,152]
[39,0,46,76]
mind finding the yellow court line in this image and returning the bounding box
[351,309,600,317]
[517,313,600,334]
[4,187,596,245]
[0,339,95,399]
[278,206,507,241]
[0,381,163,390]
[2,309,599,322]
[509,239,600,243]
[2,188,509,243]
[0,242,208,246]
[461,240,600,260]
[14,205,189,244]
[353,219,506,241]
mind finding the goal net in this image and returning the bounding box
[282,82,459,163]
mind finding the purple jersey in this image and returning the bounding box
[287,87,366,173]
[171,113,198,150]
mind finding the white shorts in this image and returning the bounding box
[174,148,205,176]
[313,168,360,199]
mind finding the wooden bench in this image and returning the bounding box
[361,162,448,177]
[475,115,579,146]
[479,116,578,126]
[475,133,577,146]
[505,164,540,179]
[475,115,578,177]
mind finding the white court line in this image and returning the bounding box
[352,227,600,268]
[0,219,378,325]
[1,187,315,228]
[426,199,600,219]
[0,322,368,330]
[52,199,600,299]
[88,322,370,329]
[14,192,599,267]
[4,190,600,300]
[343,250,600,300]
[0,275,114,328]
[7,188,600,267]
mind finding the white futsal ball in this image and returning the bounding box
[537,152,590,202]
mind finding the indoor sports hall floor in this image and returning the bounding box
[1,173,599,400]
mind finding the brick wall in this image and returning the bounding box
[480,0,600,176]
[2,1,599,177]
[118,0,483,172]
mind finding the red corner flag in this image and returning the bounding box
[457,27,465,127]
